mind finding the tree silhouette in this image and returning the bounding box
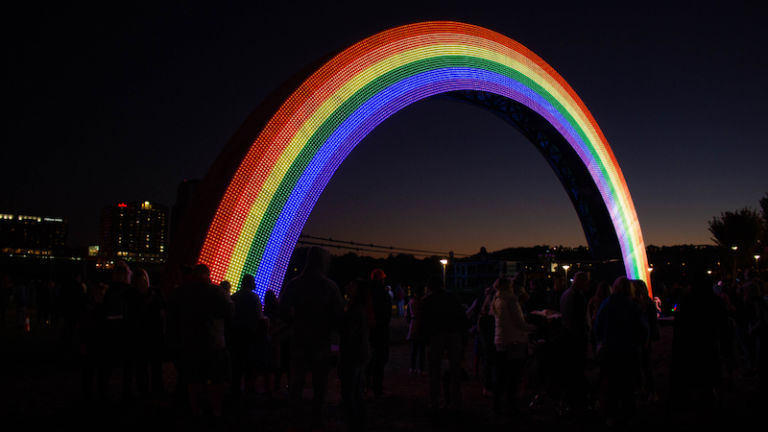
[708,207,764,273]
[760,193,768,215]
[760,193,768,252]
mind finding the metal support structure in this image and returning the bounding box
[441,90,622,261]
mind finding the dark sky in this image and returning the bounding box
[4,1,767,256]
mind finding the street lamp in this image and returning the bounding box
[440,259,448,289]
[755,255,761,270]
[562,264,570,280]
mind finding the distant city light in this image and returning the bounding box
[440,259,448,289]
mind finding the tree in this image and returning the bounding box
[761,193,768,245]
[759,192,768,255]
[761,193,768,224]
[708,207,764,274]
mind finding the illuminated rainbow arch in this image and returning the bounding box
[193,21,651,297]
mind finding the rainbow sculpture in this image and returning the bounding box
[197,21,651,297]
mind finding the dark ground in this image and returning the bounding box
[0,309,764,431]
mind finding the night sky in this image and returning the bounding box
[4,1,767,256]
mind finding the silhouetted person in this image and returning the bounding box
[631,279,659,402]
[98,260,132,399]
[742,272,764,377]
[526,278,548,312]
[477,283,497,396]
[13,277,30,332]
[550,276,566,311]
[165,266,192,405]
[670,274,729,414]
[229,274,267,398]
[559,271,590,412]
[263,289,287,394]
[124,267,166,397]
[394,284,406,317]
[339,279,373,431]
[588,281,610,354]
[0,273,10,327]
[123,268,144,398]
[464,284,484,378]
[367,268,391,397]
[58,273,88,357]
[420,275,469,412]
[732,277,754,373]
[490,276,534,416]
[80,282,107,400]
[169,264,233,418]
[750,279,768,395]
[714,278,738,385]
[595,276,648,427]
[36,278,55,326]
[513,273,530,309]
[279,246,343,424]
[407,284,426,376]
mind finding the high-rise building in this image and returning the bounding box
[99,201,168,264]
[0,213,67,256]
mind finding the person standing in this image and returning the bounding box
[491,276,535,416]
[670,274,729,415]
[13,277,30,333]
[406,285,426,376]
[229,274,266,399]
[367,268,392,397]
[124,267,166,397]
[0,273,10,328]
[587,281,610,354]
[420,276,469,412]
[394,284,405,317]
[339,279,373,431]
[98,261,132,399]
[595,276,648,427]
[559,271,590,413]
[476,283,497,397]
[631,279,659,402]
[280,246,343,424]
[80,282,106,399]
[263,289,287,395]
[169,264,233,418]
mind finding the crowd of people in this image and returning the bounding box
[461,267,768,427]
[2,248,767,430]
